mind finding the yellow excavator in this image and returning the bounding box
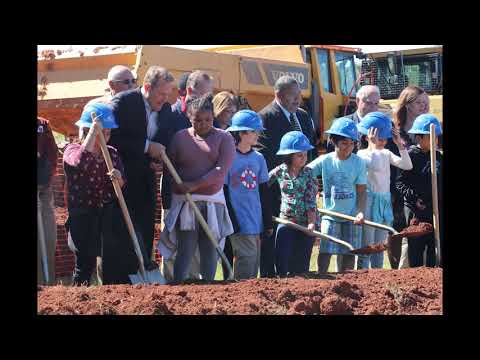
[37,45,442,150]
[357,45,442,122]
[38,45,360,149]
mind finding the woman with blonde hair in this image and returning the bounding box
[386,85,430,269]
[213,91,237,130]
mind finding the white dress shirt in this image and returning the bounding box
[275,99,303,132]
[141,87,158,153]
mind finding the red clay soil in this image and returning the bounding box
[400,222,433,238]
[38,267,442,315]
[350,243,388,255]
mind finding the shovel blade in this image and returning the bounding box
[129,269,166,285]
[350,243,388,255]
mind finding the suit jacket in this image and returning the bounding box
[258,100,317,171]
[109,88,153,183]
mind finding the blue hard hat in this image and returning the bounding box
[226,110,265,132]
[75,102,118,129]
[276,131,314,155]
[325,117,359,141]
[357,111,393,140]
[408,114,442,136]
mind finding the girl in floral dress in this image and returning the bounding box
[268,131,318,277]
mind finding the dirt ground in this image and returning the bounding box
[38,267,442,315]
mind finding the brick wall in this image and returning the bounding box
[52,152,163,281]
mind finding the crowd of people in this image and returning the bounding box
[37,64,443,286]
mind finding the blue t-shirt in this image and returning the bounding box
[225,150,269,235]
[306,152,367,221]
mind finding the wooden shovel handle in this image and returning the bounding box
[160,150,234,280]
[430,124,441,266]
[92,112,146,277]
[272,216,354,251]
[317,208,397,234]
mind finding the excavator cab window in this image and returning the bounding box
[315,49,332,93]
[335,51,357,96]
[362,52,443,99]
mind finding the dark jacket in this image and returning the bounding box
[326,111,361,154]
[258,100,317,171]
[153,100,192,209]
[395,145,443,221]
[170,98,191,137]
[109,88,152,176]
[37,117,58,186]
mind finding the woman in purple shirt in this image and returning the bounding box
[63,103,134,286]
[160,94,236,282]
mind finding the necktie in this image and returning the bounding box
[289,113,302,132]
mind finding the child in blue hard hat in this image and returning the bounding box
[224,110,273,279]
[63,103,135,285]
[268,131,318,277]
[307,117,367,273]
[395,114,443,267]
[356,112,413,269]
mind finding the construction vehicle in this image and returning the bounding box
[38,45,362,150]
[357,45,443,122]
[39,45,442,150]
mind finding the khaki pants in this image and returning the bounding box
[398,237,410,269]
[230,234,261,280]
[37,186,57,285]
[160,209,200,282]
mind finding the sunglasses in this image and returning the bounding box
[112,78,137,85]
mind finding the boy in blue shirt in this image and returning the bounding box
[307,118,367,272]
[225,110,273,279]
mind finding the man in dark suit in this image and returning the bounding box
[258,75,318,277]
[109,66,175,268]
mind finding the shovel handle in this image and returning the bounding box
[318,208,397,234]
[37,195,50,284]
[272,216,354,251]
[160,150,234,280]
[430,124,441,266]
[92,113,147,280]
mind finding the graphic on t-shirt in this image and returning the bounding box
[422,160,440,174]
[240,168,257,189]
[325,171,354,200]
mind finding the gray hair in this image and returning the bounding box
[356,85,380,100]
[143,66,175,89]
[274,75,299,93]
[187,70,212,90]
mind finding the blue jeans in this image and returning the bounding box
[173,202,219,281]
[275,224,314,277]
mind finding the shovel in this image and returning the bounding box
[317,208,433,255]
[272,217,367,270]
[160,150,234,280]
[37,193,50,285]
[272,217,354,251]
[93,112,166,285]
[430,124,441,266]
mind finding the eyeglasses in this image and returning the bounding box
[112,78,137,85]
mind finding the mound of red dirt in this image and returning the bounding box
[37,267,442,315]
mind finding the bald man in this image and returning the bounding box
[86,65,137,107]
[107,65,137,97]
